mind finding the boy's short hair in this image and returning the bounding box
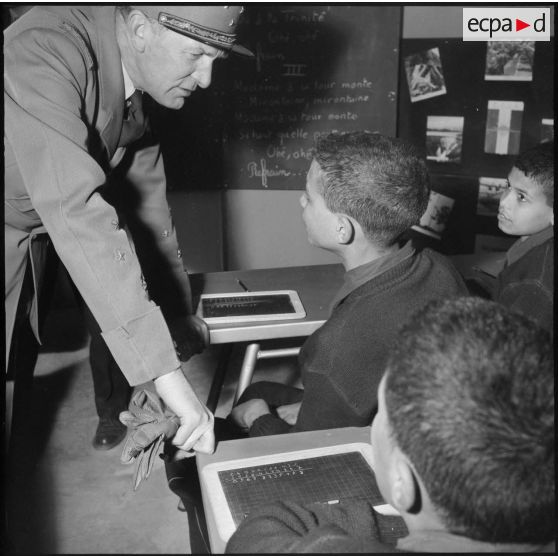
[384,297,554,544]
[314,131,430,247]
[514,141,554,204]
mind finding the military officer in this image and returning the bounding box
[4,5,252,454]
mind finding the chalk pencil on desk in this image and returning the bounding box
[237,279,249,292]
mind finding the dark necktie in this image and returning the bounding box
[119,90,147,147]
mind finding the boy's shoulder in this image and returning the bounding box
[504,231,553,272]
[342,246,467,303]
[417,247,468,286]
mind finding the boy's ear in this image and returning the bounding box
[551,212,554,227]
[335,215,355,245]
[391,454,419,514]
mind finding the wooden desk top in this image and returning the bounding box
[197,426,371,553]
[190,264,345,344]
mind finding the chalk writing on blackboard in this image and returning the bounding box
[218,5,401,190]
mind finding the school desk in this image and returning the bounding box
[196,425,371,554]
[189,264,345,410]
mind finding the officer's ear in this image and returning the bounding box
[124,9,152,53]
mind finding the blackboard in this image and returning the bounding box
[220,5,401,189]
[151,6,402,191]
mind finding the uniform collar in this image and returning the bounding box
[121,61,135,100]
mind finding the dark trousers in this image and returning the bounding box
[236,380,304,408]
[82,304,131,420]
[165,418,247,554]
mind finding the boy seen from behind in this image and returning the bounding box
[231,131,467,436]
[227,298,555,554]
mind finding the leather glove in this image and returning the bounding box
[119,390,180,490]
[168,314,210,362]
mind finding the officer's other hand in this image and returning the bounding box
[168,314,210,362]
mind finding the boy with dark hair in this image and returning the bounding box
[231,131,467,436]
[227,298,555,554]
[495,141,554,330]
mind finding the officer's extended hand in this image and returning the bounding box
[154,368,215,455]
[168,314,210,362]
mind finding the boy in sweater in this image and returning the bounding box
[495,141,553,331]
[231,131,466,436]
[226,298,555,554]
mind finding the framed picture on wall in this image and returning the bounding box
[477,177,507,216]
[484,41,535,81]
[484,100,524,155]
[417,191,456,237]
[541,118,554,142]
[426,116,464,163]
[404,47,447,103]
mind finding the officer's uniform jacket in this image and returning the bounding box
[4,5,191,385]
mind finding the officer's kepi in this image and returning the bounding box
[138,5,254,57]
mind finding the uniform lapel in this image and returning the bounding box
[91,6,125,158]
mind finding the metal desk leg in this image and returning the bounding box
[206,344,233,414]
[233,343,260,404]
[5,380,14,450]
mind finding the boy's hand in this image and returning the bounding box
[277,402,301,425]
[231,399,270,429]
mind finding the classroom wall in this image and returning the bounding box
[224,190,340,271]
[169,190,224,273]
[170,5,553,272]
[220,5,465,271]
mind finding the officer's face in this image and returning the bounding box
[137,22,225,110]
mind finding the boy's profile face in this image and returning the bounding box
[498,167,554,237]
[299,160,339,249]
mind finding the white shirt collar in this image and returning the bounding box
[121,61,135,100]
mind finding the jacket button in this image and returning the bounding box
[114,249,126,262]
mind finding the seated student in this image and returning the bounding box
[494,141,554,331]
[467,142,553,331]
[226,297,555,554]
[231,131,467,436]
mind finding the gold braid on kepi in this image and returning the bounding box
[137,5,254,57]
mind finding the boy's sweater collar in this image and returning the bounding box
[397,529,552,554]
[506,226,554,267]
[330,241,415,310]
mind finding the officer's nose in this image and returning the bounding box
[193,59,214,89]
